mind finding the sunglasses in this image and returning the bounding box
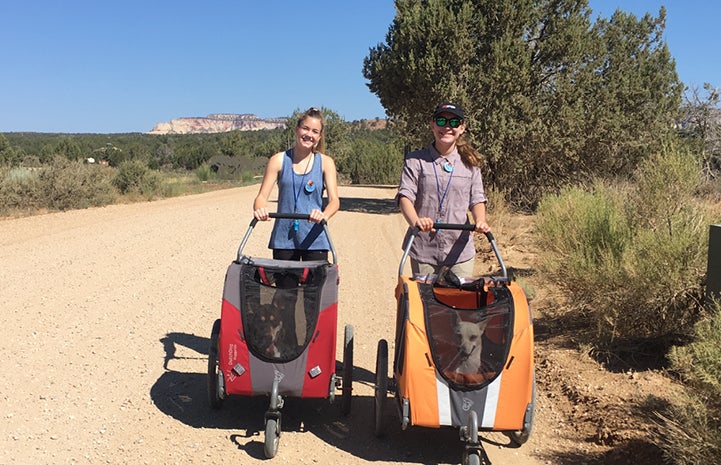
[434,116,463,128]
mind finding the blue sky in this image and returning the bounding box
[0,1,718,134]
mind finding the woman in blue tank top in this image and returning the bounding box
[253,107,340,262]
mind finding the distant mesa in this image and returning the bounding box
[148,113,287,135]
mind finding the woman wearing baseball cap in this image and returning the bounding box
[396,102,490,278]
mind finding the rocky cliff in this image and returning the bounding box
[148,113,287,134]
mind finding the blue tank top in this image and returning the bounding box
[268,150,330,251]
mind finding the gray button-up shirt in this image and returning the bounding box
[397,144,487,265]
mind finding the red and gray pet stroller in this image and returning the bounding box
[207,213,353,458]
[374,223,535,465]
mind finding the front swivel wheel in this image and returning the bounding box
[264,416,281,458]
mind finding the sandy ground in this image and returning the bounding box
[0,184,560,464]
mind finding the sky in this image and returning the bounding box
[0,1,718,134]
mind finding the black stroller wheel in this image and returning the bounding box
[373,339,388,437]
[341,324,354,415]
[207,319,223,409]
[264,417,280,458]
[508,373,536,446]
[462,450,482,465]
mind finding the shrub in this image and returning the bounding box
[669,306,721,399]
[536,182,632,322]
[38,157,116,210]
[113,159,148,193]
[0,167,43,212]
[113,159,164,198]
[1,158,116,213]
[195,164,215,182]
[536,148,712,346]
[660,308,721,465]
[473,187,513,257]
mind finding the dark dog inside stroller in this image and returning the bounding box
[242,263,324,362]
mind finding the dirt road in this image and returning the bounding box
[0,185,545,465]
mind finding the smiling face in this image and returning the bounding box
[431,111,466,149]
[295,115,323,152]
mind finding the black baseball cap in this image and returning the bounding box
[432,102,464,119]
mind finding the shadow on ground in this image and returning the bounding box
[152,331,530,464]
[339,195,398,215]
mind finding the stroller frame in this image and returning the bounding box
[373,223,535,465]
[207,213,353,458]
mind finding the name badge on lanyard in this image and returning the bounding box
[435,159,454,222]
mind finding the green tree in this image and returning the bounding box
[152,143,175,168]
[54,136,84,161]
[363,0,682,208]
[579,8,682,176]
[94,143,125,166]
[253,129,286,158]
[220,131,251,157]
[0,133,18,166]
[176,143,215,170]
[341,137,404,184]
[283,107,352,166]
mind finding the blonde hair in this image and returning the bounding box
[297,107,325,153]
[457,133,483,167]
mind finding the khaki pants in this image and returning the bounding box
[410,258,475,279]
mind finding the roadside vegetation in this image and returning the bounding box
[0,114,404,216]
[2,1,721,463]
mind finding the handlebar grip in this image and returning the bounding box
[413,222,494,243]
[433,222,475,231]
[433,223,494,244]
[269,212,311,220]
[250,212,327,227]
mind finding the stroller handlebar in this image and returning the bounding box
[400,223,506,279]
[250,212,328,227]
[237,213,336,264]
[411,223,495,243]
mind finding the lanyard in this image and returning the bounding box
[433,158,454,217]
[291,152,313,230]
[292,152,314,211]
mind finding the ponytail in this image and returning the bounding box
[456,134,482,168]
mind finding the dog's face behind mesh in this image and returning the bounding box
[251,303,284,356]
[422,282,514,386]
[455,319,489,359]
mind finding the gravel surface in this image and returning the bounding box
[0,185,545,465]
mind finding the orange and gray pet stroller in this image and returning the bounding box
[373,223,535,465]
